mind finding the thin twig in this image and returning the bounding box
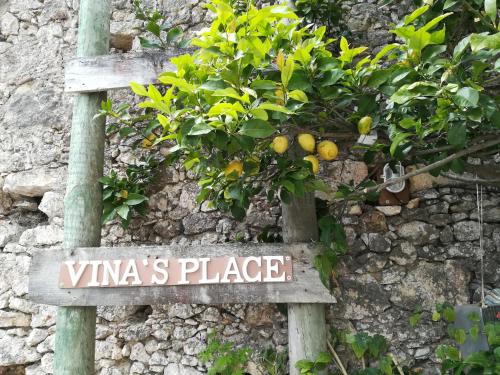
[363,138,500,193]
[442,172,500,184]
[389,353,405,375]
[327,341,349,375]
[288,127,357,140]
[462,0,498,33]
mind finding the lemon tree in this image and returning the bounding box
[100,0,500,287]
[110,0,380,223]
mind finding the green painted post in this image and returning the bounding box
[53,1,110,374]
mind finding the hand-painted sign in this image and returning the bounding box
[29,244,336,306]
[59,255,293,288]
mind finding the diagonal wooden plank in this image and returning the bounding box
[64,51,183,93]
[29,243,336,306]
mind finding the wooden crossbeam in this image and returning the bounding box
[29,243,336,306]
[64,51,182,93]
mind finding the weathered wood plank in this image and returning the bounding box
[64,51,181,93]
[29,243,336,306]
[283,193,327,374]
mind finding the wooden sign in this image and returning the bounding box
[29,243,336,306]
[59,255,293,288]
[64,52,179,93]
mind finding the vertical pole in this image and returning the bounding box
[54,1,110,374]
[282,194,327,375]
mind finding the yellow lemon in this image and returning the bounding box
[120,190,129,199]
[272,135,289,154]
[303,155,319,174]
[141,133,156,148]
[224,160,243,178]
[357,116,372,135]
[297,133,315,153]
[317,140,338,161]
[275,88,285,105]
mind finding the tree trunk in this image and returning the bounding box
[53,1,110,374]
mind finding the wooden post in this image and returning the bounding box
[282,193,327,375]
[53,1,110,374]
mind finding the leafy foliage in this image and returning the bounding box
[132,0,188,49]
[99,166,150,228]
[295,351,332,375]
[101,0,392,231]
[103,0,500,227]
[100,0,500,299]
[436,322,500,374]
[199,332,251,375]
[260,347,288,375]
[295,0,348,41]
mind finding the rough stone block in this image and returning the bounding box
[3,167,66,197]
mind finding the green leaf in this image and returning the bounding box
[212,87,247,102]
[464,351,490,367]
[470,325,479,342]
[420,13,452,32]
[432,311,441,321]
[442,306,456,323]
[454,329,467,345]
[139,37,161,49]
[485,0,497,25]
[453,36,471,60]
[470,32,500,52]
[409,312,421,328]
[239,120,275,138]
[436,345,459,361]
[404,5,429,25]
[257,103,293,114]
[409,29,431,52]
[250,80,276,90]
[379,356,393,375]
[102,207,117,224]
[367,69,392,88]
[295,359,313,371]
[494,346,500,359]
[117,204,130,220]
[320,69,344,86]
[450,158,465,174]
[447,123,467,147]
[288,89,308,102]
[159,75,196,93]
[346,332,370,359]
[230,204,246,220]
[130,82,148,96]
[314,253,334,289]
[443,0,459,9]
[340,36,349,52]
[146,21,161,37]
[188,122,213,135]
[281,180,295,193]
[250,108,268,120]
[371,43,399,65]
[126,193,148,206]
[200,79,227,91]
[454,87,479,108]
[315,352,331,364]
[390,132,412,156]
[167,27,182,43]
[281,57,295,88]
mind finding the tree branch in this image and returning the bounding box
[442,172,500,184]
[363,138,500,193]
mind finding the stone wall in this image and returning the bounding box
[1,0,499,374]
